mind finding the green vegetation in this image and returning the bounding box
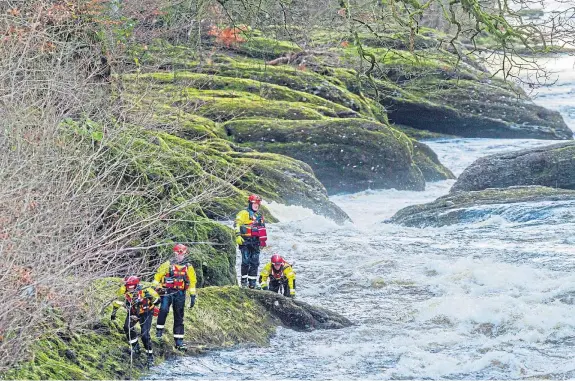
[3,283,276,380]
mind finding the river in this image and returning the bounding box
[147,55,575,381]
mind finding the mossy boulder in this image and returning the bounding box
[224,118,438,193]
[162,215,236,286]
[110,198,237,286]
[132,34,571,140]
[330,42,573,140]
[122,65,453,194]
[451,142,575,193]
[389,186,575,227]
[397,78,573,140]
[182,59,387,123]
[113,129,349,222]
[146,112,227,141]
[244,288,352,330]
[124,71,364,121]
[3,283,350,380]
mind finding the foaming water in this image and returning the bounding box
[147,138,575,380]
[146,54,575,381]
[424,139,562,176]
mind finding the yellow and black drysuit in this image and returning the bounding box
[235,205,265,288]
[152,259,196,348]
[111,285,160,359]
[259,261,296,297]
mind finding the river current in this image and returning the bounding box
[147,57,575,379]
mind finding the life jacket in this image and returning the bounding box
[240,209,267,247]
[271,262,291,280]
[163,263,189,290]
[125,288,152,315]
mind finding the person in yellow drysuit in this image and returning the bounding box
[235,194,266,289]
[111,276,160,366]
[259,254,296,297]
[152,243,197,351]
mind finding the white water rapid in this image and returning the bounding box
[146,54,575,381]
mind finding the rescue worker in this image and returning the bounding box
[153,243,197,351]
[259,254,296,297]
[235,194,267,289]
[111,275,160,366]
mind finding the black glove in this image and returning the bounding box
[189,295,196,309]
[110,310,117,321]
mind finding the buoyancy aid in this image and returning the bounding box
[163,263,190,290]
[271,265,285,280]
[239,210,267,246]
[125,288,153,315]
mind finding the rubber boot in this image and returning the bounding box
[240,279,248,288]
[147,353,154,368]
[156,329,163,338]
[248,279,256,289]
[131,342,141,356]
[175,338,186,351]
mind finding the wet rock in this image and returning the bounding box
[243,289,352,331]
[224,118,454,194]
[451,142,575,193]
[383,82,573,140]
[388,186,575,227]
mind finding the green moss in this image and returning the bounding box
[234,36,302,60]
[177,60,384,121]
[147,111,227,141]
[110,128,345,222]
[308,28,446,51]
[198,97,325,122]
[124,71,360,120]
[337,45,479,84]
[124,56,390,124]
[223,118,431,193]
[184,286,275,346]
[2,283,277,380]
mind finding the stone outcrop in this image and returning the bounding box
[451,142,575,193]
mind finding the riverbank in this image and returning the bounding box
[2,282,350,380]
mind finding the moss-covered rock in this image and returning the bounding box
[2,282,350,380]
[388,186,575,227]
[113,128,349,222]
[451,142,575,193]
[179,59,387,123]
[234,36,302,60]
[147,112,228,141]
[124,71,361,120]
[224,118,428,193]
[132,32,571,140]
[122,65,453,194]
[329,41,572,140]
[400,78,572,140]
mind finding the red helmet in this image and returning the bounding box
[173,243,188,255]
[271,254,283,266]
[124,276,140,290]
[248,194,262,204]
